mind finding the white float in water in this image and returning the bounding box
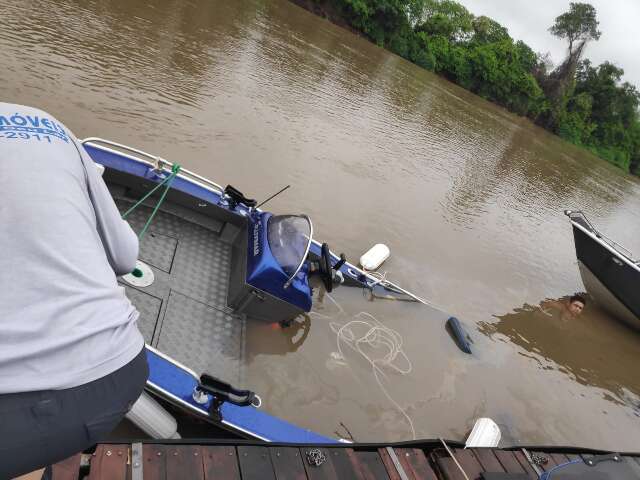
[359,243,390,271]
[465,417,501,448]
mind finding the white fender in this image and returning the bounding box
[359,244,390,271]
[126,391,181,439]
[465,417,501,448]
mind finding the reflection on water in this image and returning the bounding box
[2,0,640,450]
[481,296,640,408]
[245,316,310,362]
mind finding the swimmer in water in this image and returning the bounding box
[540,294,587,319]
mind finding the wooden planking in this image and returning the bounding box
[531,451,555,471]
[326,448,365,479]
[396,448,438,480]
[493,450,527,475]
[451,449,484,480]
[435,457,467,480]
[88,444,128,480]
[51,453,81,480]
[378,448,403,480]
[143,444,167,480]
[238,446,276,480]
[270,447,307,480]
[165,445,204,480]
[511,451,538,479]
[348,450,390,480]
[471,449,504,474]
[550,453,570,467]
[203,446,241,480]
[300,447,338,480]
[79,442,640,480]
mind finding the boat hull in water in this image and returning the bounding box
[81,137,428,443]
[566,211,640,330]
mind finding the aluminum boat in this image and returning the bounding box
[82,138,426,443]
[564,210,640,330]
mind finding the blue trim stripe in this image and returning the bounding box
[146,349,335,443]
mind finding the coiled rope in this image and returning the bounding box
[313,294,416,439]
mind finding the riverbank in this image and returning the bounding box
[289,0,640,177]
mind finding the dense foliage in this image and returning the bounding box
[315,0,640,174]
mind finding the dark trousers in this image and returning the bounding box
[0,347,148,479]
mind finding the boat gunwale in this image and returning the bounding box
[82,137,434,307]
[569,220,640,273]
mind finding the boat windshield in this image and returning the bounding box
[267,215,312,278]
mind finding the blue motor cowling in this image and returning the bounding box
[226,211,313,323]
[246,212,312,312]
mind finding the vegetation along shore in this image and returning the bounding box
[292,0,640,175]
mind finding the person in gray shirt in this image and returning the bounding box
[0,103,148,478]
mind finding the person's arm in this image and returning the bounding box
[73,138,139,276]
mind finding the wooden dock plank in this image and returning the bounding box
[550,453,570,466]
[326,448,365,479]
[270,447,306,480]
[471,449,504,474]
[165,445,204,480]
[143,444,167,480]
[51,453,81,480]
[435,457,467,480]
[452,449,484,480]
[203,446,241,480]
[511,451,538,479]
[493,450,526,475]
[238,446,276,480]
[300,447,338,480]
[88,444,128,480]
[378,448,403,480]
[531,451,555,471]
[347,450,390,480]
[394,449,437,480]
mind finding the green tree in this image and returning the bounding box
[549,2,601,56]
[471,15,510,44]
[338,0,424,46]
[415,0,473,42]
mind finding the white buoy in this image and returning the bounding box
[126,391,180,439]
[359,244,390,271]
[465,418,501,448]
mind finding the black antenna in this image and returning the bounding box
[256,185,291,209]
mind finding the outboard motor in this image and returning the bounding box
[227,209,344,323]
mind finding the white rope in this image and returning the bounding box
[314,294,416,440]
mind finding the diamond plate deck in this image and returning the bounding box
[114,196,245,384]
[157,291,244,383]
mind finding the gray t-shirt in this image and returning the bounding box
[0,103,144,393]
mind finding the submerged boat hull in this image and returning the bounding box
[569,217,640,329]
[578,261,640,330]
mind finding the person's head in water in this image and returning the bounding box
[567,294,587,316]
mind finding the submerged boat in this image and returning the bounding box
[564,210,640,329]
[82,137,426,443]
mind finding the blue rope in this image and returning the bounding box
[539,459,581,479]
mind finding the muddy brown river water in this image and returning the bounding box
[2,0,640,450]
